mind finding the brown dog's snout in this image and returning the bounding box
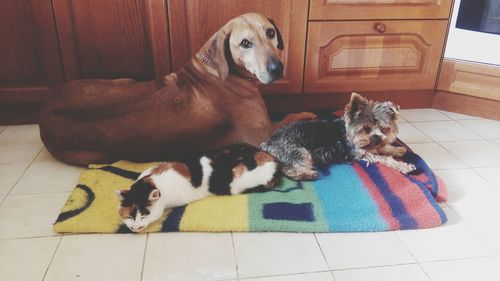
[267,57,284,78]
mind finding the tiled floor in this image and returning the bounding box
[1,109,500,281]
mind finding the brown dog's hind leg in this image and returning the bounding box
[55,150,116,167]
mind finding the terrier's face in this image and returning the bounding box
[344,93,400,152]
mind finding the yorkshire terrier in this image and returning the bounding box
[260,92,416,180]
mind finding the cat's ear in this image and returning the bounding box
[115,190,128,201]
[148,189,161,201]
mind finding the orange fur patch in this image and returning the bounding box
[232,163,247,178]
[118,206,132,219]
[171,162,191,180]
[254,151,274,165]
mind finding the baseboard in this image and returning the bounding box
[438,59,500,101]
[265,90,435,113]
[433,90,500,121]
[0,103,42,125]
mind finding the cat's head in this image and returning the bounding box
[115,177,164,233]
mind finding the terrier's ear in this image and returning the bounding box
[267,17,284,50]
[387,102,400,115]
[115,190,128,201]
[204,30,231,80]
[148,189,161,201]
[345,92,369,117]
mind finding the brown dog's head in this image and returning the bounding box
[198,13,284,85]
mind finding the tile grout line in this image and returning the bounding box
[139,233,149,281]
[239,269,333,280]
[0,145,44,206]
[230,232,241,281]
[313,233,337,280]
[41,234,64,281]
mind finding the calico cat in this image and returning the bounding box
[115,143,280,232]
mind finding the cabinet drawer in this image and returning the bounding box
[304,20,448,93]
[309,0,453,20]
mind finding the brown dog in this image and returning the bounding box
[39,13,315,166]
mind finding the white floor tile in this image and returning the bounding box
[458,119,500,139]
[333,264,430,281]
[315,232,414,270]
[0,126,7,134]
[412,121,481,142]
[422,257,500,281]
[0,124,41,143]
[233,233,328,279]
[407,143,466,169]
[397,123,433,143]
[439,110,480,120]
[241,272,334,281]
[397,208,494,262]
[490,139,500,149]
[34,147,59,163]
[434,169,499,206]
[452,200,500,253]
[441,141,500,167]
[0,163,28,196]
[0,193,68,239]
[0,140,43,164]
[400,109,450,122]
[0,236,60,281]
[474,167,500,189]
[143,233,237,281]
[44,234,145,281]
[10,161,83,195]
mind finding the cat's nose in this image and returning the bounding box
[131,225,145,232]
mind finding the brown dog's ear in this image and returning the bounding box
[204,30,231,80]
[267,17,284,50]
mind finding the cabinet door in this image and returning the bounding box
[53,0,171,81]
[310,0,453,20]
[304,20,448,93]
[168,0,308,94]
[0,0,63,103]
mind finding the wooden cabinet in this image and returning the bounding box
[304,20,448,93]
[52,0,171,81]
[0,0,63,103]
[168,0,308,94]
[310,0,453,20]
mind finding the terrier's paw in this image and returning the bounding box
[289,170,319,181]
[393,147,407,157]
[397,163,416,174]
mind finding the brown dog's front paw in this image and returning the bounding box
[393,147,407,157]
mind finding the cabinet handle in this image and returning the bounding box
[374,22,387,33]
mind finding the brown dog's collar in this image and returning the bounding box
[198,54,216,69]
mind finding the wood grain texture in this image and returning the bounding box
[0,0,63,102]
[167,0,308,94]
[53,0,170,81]
[310,0,453,20]
[438,59,500,101]
[433,91,500,121]
[304,20,448,93]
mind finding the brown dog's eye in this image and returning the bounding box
[240,39,252,49]
[266,28,275,39]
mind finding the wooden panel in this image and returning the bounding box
[304,20,448,93]
[265,90,434,113]
[438,59,500,101]
[433,91,500,121]
[53,0,170,81]
[0,0,63,102]
[310,0,453,20]
[168,0,308,94]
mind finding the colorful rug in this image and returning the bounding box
[53,143,447,233]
